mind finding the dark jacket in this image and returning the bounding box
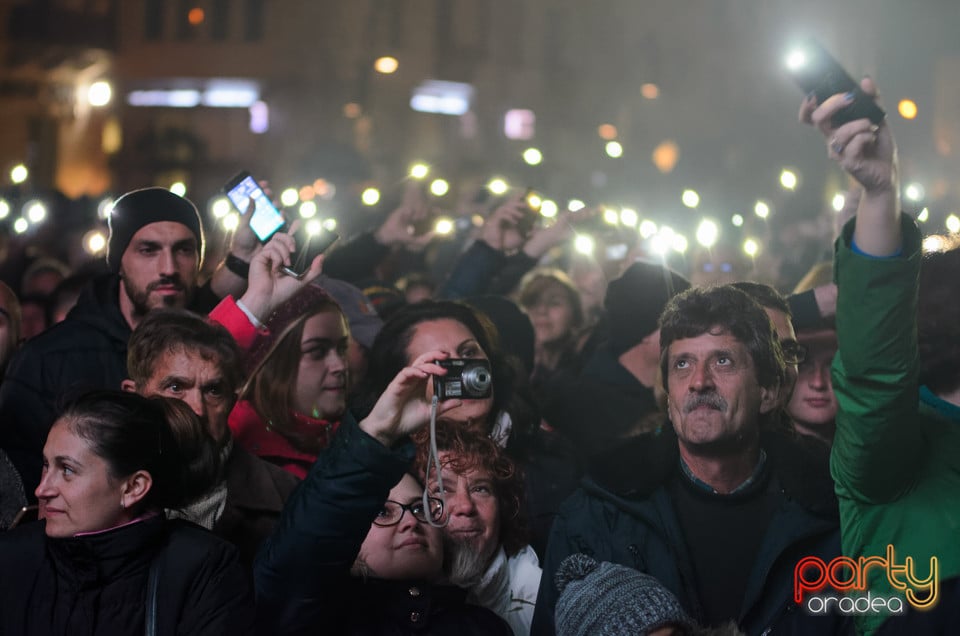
[0,515,253,636]
[215,444,299,568]
[254,416,511,635]
[532,426,851,636]
[0,274,130,492]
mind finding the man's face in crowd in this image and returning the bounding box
[119,222,199,317]
[666,329,777,454]
[433,453,501,584]
[124,349,235,443]
[764,307,799,405]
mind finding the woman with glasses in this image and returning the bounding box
[253,350,511,635]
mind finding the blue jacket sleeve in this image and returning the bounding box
[252,415,413,633]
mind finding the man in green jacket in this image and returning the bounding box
[803,79,960,634]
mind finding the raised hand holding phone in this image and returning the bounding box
[224,171,286,243]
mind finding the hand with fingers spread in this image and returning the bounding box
[374,203,438,251]
[238,220,325,322]
[522,210,576,260]
[800,76,900,255]
[359,351,462,447]
[481,193,532,252]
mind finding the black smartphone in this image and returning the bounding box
[9,504,38,529]
[282,223,340,279]
[224,171,286,243]
[785,38,885,127]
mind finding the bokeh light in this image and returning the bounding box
[280,188,299,207]
[361,188,381,206]
[605,141,623,158]
[695,219,719,247]
[898,99,918,120]
[430,179,449,196]
[682,189,700,209]
[374,56,399,74]
[523,148,543,165]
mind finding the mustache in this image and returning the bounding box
[684,392,727,413]
[147,275,184,292]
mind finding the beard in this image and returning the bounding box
[443,534,491,588]
[120,272,193,318]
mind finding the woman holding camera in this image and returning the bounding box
[0,390,252,636]
[254,351,511,635]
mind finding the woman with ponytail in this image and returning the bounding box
[0,390,253,635]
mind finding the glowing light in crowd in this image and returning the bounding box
[322,218,338,231]
[605,141,623,158]
[695,219,719,248]
[488,178,509,195]
[361,188,381,206]
[298,186,315,202]
[918,208,929,223]
[659,226,676,242]
[222,213,240,231]
[603,208,620,225]
[0,200,8,219]
[25,201,47,224]
[527,193,543,209]
[568,199,586,212]
[523,148,543,165]
[641,83,660,99]
[923,235,946,253]
[754,201,770,219]
[98,198,114,219]
[652,140,679,174]
[304,219,322,236]
[435,218,455,235]
[410,163,430,180]
[832,193,846,212]
[429,179,449,196]
[898,99,918,120]
[946,214,960,234]
[188,7,204,25]
[574,234,595,256]
[682,189,700,209]
[650,234,670,256]
[249,101,269,134]
[744,238,759,257]
[343,103,362,119]
[671,234,689,253]
[904,183,925,202]
[780,169,798,190]
[374,56,399,74]
[732,214,744,227]
[13,218,28,234]
[87,81,112,107]
[785,49,806,71]
[313,179,334,199]
[598,124,618,140]
[639,220,658,239]
[169,182,187,197]
[280,188,299,207]
[540,200,559,218]
[620,208,639,228]
[10,164,28,184]
[84,230,107,254]
[211,197,231,219]
[299,201,318,218]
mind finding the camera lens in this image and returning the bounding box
[461,363,492,396]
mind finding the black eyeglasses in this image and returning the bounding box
[373,498,444,527]
[780,340,807,365]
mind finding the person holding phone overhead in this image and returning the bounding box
[0,390,253,635]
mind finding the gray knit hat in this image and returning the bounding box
[555,554,694,636]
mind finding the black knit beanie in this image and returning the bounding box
[604,260,690,355]
[106,187,204,271]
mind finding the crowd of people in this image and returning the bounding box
[0,75,957,636]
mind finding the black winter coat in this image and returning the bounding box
[254,416,511,635]
[0,515,254,635]
[532,426,853,636]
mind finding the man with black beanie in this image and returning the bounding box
[0,188,208,492]
[540,260,690,461]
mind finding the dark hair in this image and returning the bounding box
[919,244,960,394]
[356,300,539,456]
[731,281,792,317]
[659,285,786,393]
[59,390,219,512]
[127,308,242,393]
[413,423,529,556]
